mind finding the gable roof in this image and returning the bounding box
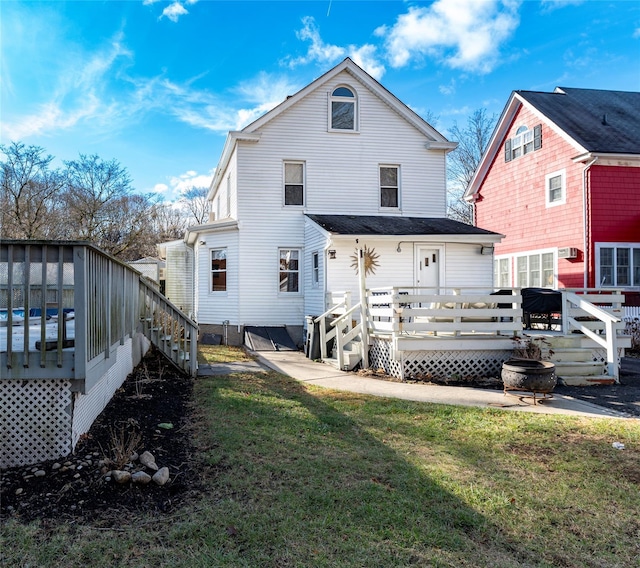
[518,87,640,154]
[306,214,502,239]
[465,86,640,201]
[208,58,456,200]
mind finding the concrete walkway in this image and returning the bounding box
[198,350,630,419]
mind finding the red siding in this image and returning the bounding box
[475,105,586,287]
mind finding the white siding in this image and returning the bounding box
[194,66,467,329]
[194,230,239,325]
[443,243,494,289]
[325,239,415,304]
[304,220,329,317]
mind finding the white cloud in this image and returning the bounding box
[633,28,640,39]
[378,0,521,74]
[287,16,346,67]
[162,2,189,22]
[286,16,386,80]
[349,44,385,80]
[540,0,585,11]
[1,36,131,140]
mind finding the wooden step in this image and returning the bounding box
[558,375,616,386]
[544,347,593,362]
[554,360,605,377]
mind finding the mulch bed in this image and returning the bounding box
[0,347,202,526]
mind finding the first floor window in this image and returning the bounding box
[211,249,227,291]
[599,245,640,287]
[495,257,511,288]
[284,161,304,206]
[279,249,300,293]
[380,165,399,208]
[515,252,556,288]
[312,251,319,287]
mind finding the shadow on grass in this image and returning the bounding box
[191,369,527,567]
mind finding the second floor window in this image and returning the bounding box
[330,86,356,130]
[380,165,399,208]
[545,169,566,207]
[284,162,304,206]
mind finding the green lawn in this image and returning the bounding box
[3,346,640,567]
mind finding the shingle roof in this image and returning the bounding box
[306,214,500,236]
[517,87,640,154]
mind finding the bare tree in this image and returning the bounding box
[446,109,497,225]
[0,142,65,239]
[180,186,209,225]
[62,154,157,258]
[151,202,189,243]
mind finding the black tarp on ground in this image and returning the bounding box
[244,326,298,351]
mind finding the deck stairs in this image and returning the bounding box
[530,334,625,386]
[324,335,364,371]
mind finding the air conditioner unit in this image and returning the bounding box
[558,247,578,259]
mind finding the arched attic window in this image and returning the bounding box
[330,86,357,131]
[505,124,542,162]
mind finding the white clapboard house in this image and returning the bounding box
[161,58,502,352]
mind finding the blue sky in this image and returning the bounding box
[2,0,639,202]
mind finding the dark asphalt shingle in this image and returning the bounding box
[306,214,500,236]
[517,87,640,154]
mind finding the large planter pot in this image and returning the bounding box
[501,358,556,402]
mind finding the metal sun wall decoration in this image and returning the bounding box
[350,245,380,276]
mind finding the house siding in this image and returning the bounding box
[195,230,240,326]
[304,221,328,318]
[589,165,640,287]
[475,104,586,288]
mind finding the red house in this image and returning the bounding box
[465,87,640,300]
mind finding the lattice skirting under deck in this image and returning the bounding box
[369,337,511,381]
[0,379,73,469]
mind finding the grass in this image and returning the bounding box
[3,346,640,567]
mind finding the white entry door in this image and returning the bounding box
[416,247,441,290]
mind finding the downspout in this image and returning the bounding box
[582,157,598,288]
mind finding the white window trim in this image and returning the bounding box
[595,242,640,288]
[379,164,400,210]
[512,248,557,288]
[494,255,512,288]
[311,251,320,288]
[545,169,566,208]
[283,160,306,208]
[278,247,302,295]
[328,85,359,133]
[210,247,228,295]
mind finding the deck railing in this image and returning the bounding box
[1,241,198,387]
[317,286,627,379]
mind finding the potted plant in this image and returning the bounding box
[502,336,556,402]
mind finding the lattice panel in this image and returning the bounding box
[591,347,624,365]
[72,338,136,447]
[369,338,402,378]
[0,379,72,468]
[402,350,512,381]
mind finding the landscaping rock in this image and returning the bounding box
[131,471,152,485]
[152,467,170,486]
[112,470,132,484]
[139,451,158,471]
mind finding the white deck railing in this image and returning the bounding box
[316,286,627,378]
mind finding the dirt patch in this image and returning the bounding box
[1,347,202,526]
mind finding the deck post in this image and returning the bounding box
[73,245,87,382]
[358,248,369,369]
